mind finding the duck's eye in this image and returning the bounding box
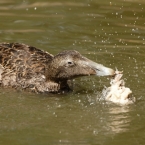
[64,60,75,67]
[65,61,74,67]
[68,62,72,64]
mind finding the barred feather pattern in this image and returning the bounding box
[0,43,60,93]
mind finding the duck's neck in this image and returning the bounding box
[45,64,71,93]
[45,76,71,93]
[59,80,71,93]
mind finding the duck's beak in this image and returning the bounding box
[94,64,115,76]
[84,59,115,76]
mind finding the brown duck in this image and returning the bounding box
[0,43,115,93]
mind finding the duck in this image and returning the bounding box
[0,43,115,93]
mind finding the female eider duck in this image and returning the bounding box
[0,43,115,93]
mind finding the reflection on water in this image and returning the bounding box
[16,2,86,9]
[0,0,145,145]
[107,106,131,134]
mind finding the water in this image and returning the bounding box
[0,0,145,144]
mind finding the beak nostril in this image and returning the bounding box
[96,69,100,71]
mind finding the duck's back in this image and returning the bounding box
[0,43,53,89]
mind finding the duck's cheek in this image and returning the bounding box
[71,67,96,77]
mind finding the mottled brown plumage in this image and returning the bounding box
[0,43,115,93]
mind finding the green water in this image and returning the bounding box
[0,0,145,145]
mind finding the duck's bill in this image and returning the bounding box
[95,64,115,76]
[85,59,115,76]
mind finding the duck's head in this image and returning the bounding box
[46,50,115,81]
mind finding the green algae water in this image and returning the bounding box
[0,0,145,145]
